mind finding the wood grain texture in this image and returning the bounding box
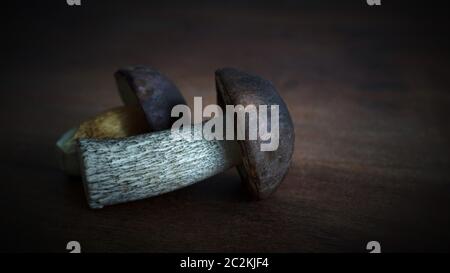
[1,1,450,252]
[79,124,241,208]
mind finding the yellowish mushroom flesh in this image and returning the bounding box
[74,105,149,139]
[56,105,147,175]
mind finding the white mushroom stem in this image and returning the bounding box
[78,123,242,209]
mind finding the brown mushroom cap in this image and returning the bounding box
[215,68,295,199]
[57,66,186,176]
[115,65,186,131]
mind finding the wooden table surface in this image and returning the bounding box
[1,1,449,252]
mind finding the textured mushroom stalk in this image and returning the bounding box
[56,65,187,176]
[56,106,150,176]
[79,123,242,209]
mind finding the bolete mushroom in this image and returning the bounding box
[56,66,186,175]
[78,68,294,209]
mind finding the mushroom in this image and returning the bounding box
[79,68,295,209]
[56,66,186,175]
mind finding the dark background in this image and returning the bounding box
[1,0,449,252]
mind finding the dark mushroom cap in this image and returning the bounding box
[115,65,186,131]
[215,68,295,199]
